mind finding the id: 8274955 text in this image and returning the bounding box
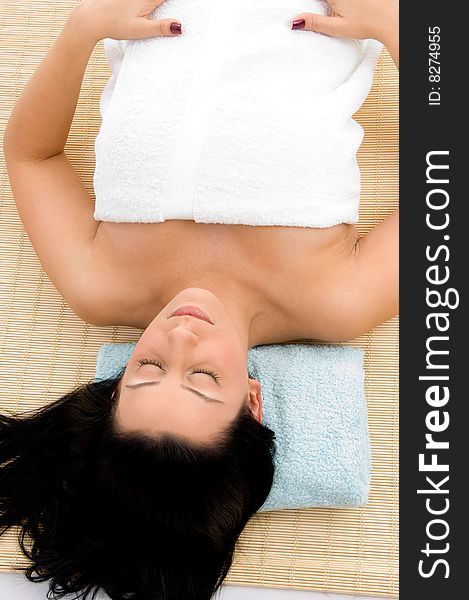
[428,26,441,106]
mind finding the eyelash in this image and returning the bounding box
[137,358,221,381]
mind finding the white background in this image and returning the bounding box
[0,574,388,600]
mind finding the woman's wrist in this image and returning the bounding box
[374,2,398,45]
[372,2,399,68]
[379,18,399,69]
[65,5,104,47]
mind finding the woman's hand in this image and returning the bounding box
[291,0,398,45]
[70,0,182,45]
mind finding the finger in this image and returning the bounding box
[130,17,182,39]
[291,13,347,37]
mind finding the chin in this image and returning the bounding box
[179,287,219,300]
[185,286,213,293]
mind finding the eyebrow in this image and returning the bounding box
[124,381,224,403]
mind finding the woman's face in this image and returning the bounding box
[114,288,262,444]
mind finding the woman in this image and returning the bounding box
[1,1,399,599]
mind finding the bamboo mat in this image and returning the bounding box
[0,2,399,597]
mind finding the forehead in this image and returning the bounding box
[112,385,249,444]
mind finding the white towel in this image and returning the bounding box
[93,0,382,227]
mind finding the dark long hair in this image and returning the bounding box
[0,373,276,600]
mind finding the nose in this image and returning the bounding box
[167,320,199,347]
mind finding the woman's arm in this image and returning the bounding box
[2,16,104,322]
[2,2,182,324]
[291,0,399,69]
[3,17,96,162]
[289,0,399,338]
[3,1,182,161]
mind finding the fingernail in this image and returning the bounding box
[291,19,305,30]
[170,22,182,34]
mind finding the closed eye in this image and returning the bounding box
[191,368,221,381]
[137,358,221,383]
[138,358,164,369]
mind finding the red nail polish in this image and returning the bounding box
[170,22,182,34]
[292,19,305,30]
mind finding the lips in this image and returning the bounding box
[168,305,213,324]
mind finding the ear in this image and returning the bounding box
[247,378,263,423]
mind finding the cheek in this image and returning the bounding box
[134,325,165,352]
[215,340,246,370]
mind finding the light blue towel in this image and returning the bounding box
[96,343,371,511]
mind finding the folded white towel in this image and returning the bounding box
[93,0,382,227]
